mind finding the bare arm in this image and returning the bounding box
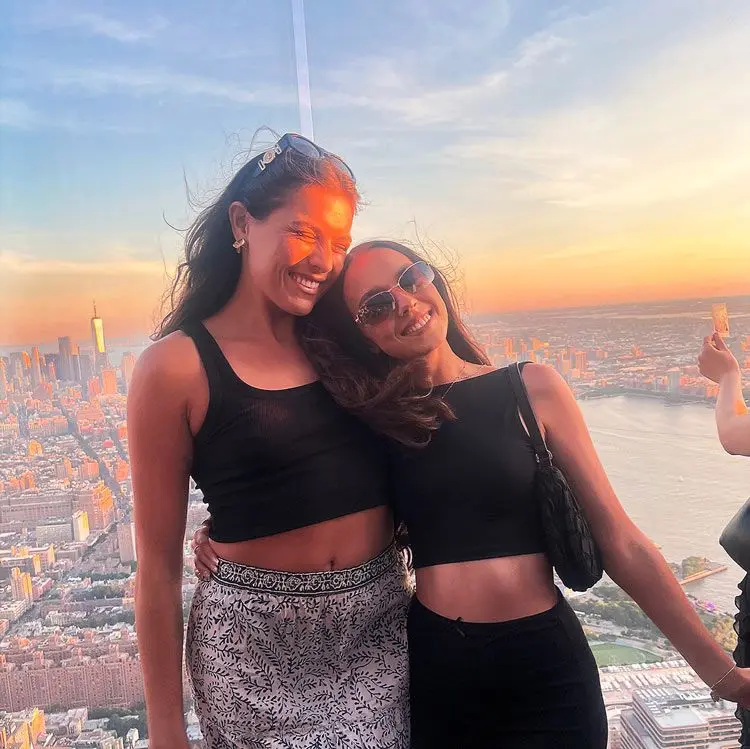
[699,333,750,456]
[524,363,750,701]
[128,342,194,749]
[715,370,750,456]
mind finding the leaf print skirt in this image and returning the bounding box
[186,543,412,749]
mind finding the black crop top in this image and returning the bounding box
[183,323,390,542]
[390,367,546,568]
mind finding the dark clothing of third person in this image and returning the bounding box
[735,574,750,747]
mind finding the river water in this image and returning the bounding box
[579,396,748,614]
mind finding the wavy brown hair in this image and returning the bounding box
[155,138,359,339]
[298,240,489,448]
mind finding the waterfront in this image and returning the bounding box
[580,395,748,613]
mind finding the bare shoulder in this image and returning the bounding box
[132,332,201,383]
[129,331,205,412]
[519,363,572,405]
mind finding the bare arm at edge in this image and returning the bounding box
[128,338,194,748]
[698,334,750,456]
[715,369,750,456]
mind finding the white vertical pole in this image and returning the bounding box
[291,0,314,140]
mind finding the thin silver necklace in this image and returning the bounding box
[440,360,469,400]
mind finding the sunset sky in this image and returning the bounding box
[1,0,749,345]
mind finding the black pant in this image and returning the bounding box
[734,574,750,747]
[408,589,608,748]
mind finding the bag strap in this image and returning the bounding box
[508,362,553,469]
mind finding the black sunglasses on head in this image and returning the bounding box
[354,261,436,327]
[249,133,355,183]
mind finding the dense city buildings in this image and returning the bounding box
[0,704,204,747]
[619,687,739,748]
[599,660,741,748]
[471,299,750,403]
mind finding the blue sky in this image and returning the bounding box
[1,0,749,343]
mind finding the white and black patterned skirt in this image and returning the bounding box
[186,543,412,749]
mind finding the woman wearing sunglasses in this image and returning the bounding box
[195,240,750,747]
[127,136,411,749]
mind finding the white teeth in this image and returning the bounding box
[404,312,432,336]
[290,272,321,294]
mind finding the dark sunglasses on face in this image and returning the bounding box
[249,133,356,183]
[354,261,436,326]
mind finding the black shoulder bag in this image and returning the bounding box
[508,362,604,592]
[720,498,750,573]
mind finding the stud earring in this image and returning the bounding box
[232,238,246,253]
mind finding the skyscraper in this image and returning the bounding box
[90,302,109,372]
[117,521,137,564]
[0,359,8,399]
[101,368,118,395]
[30,347,43,389]
[75,483,115,530]
[121,352,137,392]
[79,354,93,389]
[10,568,33,603]
[58,336,73,381]
[10,352,25,384]
[46,358,57,382]
[71,344,82,383]
[72,510,90,542]
[87,377,102,398]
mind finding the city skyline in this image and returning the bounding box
[4,290,750,351]
[2,0,750,345]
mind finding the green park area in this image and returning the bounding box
[589,643,661,667]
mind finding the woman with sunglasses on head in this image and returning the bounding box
[189,239,750,747]
[127,136,411,749]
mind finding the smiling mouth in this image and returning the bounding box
[289,271,322,295]
[402,311,433,336]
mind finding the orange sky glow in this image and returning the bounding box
[2,241,747,346]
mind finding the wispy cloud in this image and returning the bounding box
[3,3,563,128]
[513,30,572,70]
[5,61,294,108]
[28,6,167,44]
[0,250,164,277]
[404,0,512,55]
[68,11,167,43]
[535,243,620,263]
[438,4,750,209]
[0,99,36,129]
[315,23,569,127]
[318,66,509,126]
[0,97,150,134]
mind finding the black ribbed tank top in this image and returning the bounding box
[183,322,390,542]
[390,367,546,568]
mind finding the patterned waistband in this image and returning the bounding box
[212,543,401,596]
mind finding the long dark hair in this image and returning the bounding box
[155,141,359,339]
[298,240,489,447]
